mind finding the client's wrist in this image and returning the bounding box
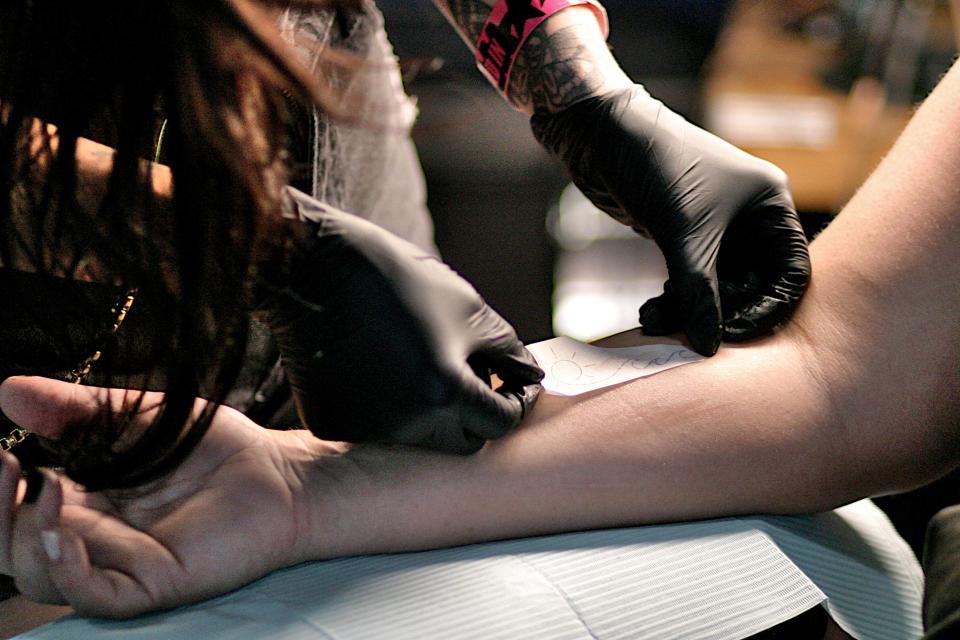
[285,436,492,562]
[272,431,357,565]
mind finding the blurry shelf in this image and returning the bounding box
[704,1,916,212]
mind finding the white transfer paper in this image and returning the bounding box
[526,336,703,396]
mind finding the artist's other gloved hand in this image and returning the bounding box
[532,86,811,356]
[255,187,543,454]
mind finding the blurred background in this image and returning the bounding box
[379,0,959,556]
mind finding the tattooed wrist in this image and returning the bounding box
[434,0,627,114]
[437,0,493,44]
[507,24,607,113]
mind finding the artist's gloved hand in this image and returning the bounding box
[532,86,811,356]
[255,187,543,454]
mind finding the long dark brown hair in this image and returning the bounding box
[0,0,356,490]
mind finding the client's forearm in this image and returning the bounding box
[475,59,960,518]
[296,63,960,559]
[296,340,840,559]
[298,324,951,559]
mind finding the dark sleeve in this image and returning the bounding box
[922,505,960,639]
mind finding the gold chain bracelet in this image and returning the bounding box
[0,289,136,452]
[0,428,27,451]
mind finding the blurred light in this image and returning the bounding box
[548,183,668,342]
[552,244,669,342]
[553,287,635,342]
[706,94,838,149]
[546,183,636,252]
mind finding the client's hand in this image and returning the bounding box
[0,376,332,619]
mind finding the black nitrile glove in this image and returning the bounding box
[532,86,811,356]
[255,187,543,454]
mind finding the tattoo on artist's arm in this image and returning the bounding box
[431,0,612,114]
[507,25,606,113]
[436,0,493,43]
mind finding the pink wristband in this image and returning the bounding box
[475,0,609,100]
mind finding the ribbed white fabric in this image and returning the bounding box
[27,520,825,640]
[24,501,923,640]
[749,500,925,640]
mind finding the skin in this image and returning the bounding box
[1,58,959,619]
[26,120,172,208]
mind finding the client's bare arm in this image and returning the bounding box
[298,60,960,558]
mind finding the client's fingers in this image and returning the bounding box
[12,469,66,604]
[0,377,103,439]
[0,376,165,439]
[47,525,156,619]
[45,505,186,618]
[0,451,22,574]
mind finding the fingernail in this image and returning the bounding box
[41,530,61,562]
[521,383,543,416]
[23,468,44,504]
[504,388,528,420]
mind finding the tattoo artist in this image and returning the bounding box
[253,0,811,453]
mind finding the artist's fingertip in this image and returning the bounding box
[521,360,546,385]
[41,529,62,563]
[686,320,722,357]
[490,350,544,388]
[690,335,720,357]
[508,351,545,384]
[520,348,546,383]
[684,304,722,356]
